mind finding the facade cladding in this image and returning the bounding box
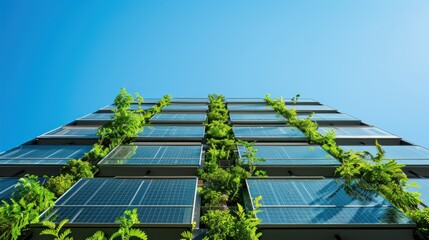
[0,97,428,240]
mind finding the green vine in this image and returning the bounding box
[199,94,263,240]
[264,94,428,236]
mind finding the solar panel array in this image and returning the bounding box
[297,113,358,121]
[40,178,197,224]
[246,178,413,225]
[40,127,99,138]
[0,178,19,201]
[227,104,274,111]
[162,104,208,111]
[101,104,155,111]
[0,145,92,165]
[340,145,429,165]
[79,113,114,120]
[98,145,202,165]
[137,125,205,139]
[233,126,306,140]
[230,113,287,123]
[150,113,207,122]
[317,127,395,137]
[238,145,340,165]
[286,105,336,112]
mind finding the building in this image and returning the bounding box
[0,96,428,240]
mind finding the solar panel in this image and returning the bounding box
[0,145,92,165]
[78,113,114,121]
[298,113,358,121]
[233,126,306,140]
[286,105,336,112]
[170,98,209,103]
[101,104,155,111]
[137,126,205,139]
[226,98,265,103]
[150,113,207,122]
[40,178,197,224]
[238,145,339,165]
[317,127,395,137]
[246,178,412,225]
[340,145,429,165]
[162,104,208,111]
[39,127,99,139]
[98,145,202,165]
[227,104,274,111]
[230,114,286,123]
[0,178,19,201]
[407,179,429,206]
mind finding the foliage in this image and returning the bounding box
[408,208,429,238]
[237,141,266,176]
[201,197,262,240]
[264,94,425,232]
[180,221,196,240]
[0,175,56,240]
[39,209,147,240]
[109,209,147,240]
[61,160,95,181]
[40,219,72,240]
[45,174,75,197]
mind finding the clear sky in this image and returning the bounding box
[1,1,428,151]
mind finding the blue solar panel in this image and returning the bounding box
[230,114,286,123]
[286,105,336,112]
[340,145,429,165]
[227,104,274,111]
[79,113,114,120]
[0,178,19,201]
[246,178,412,225]
[257,207,411,224]
[162,104,208,111]
[233,126,306,140]
[41,178,197,224]
[137,126,205,139]
[101,104,155,111]
[0,145,92,165]
[40,127,99,139]
[98,145,202,165]
[238,145,340,165]
[170,98,209,103]
[150,113,206,122]
[298,113,358,121]
[407,179,429,206]
[317,127,395,137]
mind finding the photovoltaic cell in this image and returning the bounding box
[40,127,99,138]
[98,145,202,165]
[101,104,155,111]
[0,178,19,201]
[40,178,197,224]
[137,126,205,139]
[340,145,429,165]
[246,179,412,225]
[317,127,395,137]
[150,113,206,122]
[238,145,339,165]
[286,105,336,112]
[298,113,358,121]
[230,114,286,123]
[162,104,208,111]
[233,126,306,140]
[0,145,92,165]
[78,113,114,120]
[227,104,274,111]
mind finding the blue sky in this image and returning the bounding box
[1,1,428,151]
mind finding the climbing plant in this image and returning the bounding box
[264,94,427,235]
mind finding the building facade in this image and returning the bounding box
[0,96,428,240]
